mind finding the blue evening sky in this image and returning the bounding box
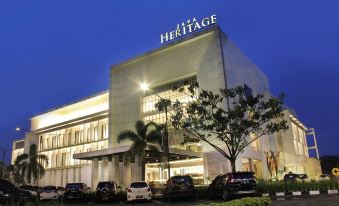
[0,0,338,163]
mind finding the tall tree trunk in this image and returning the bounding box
[230,158,236,173]
[141,157,145,181]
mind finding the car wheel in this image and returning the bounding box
[191,193,196,201]
[222,191,230,201]
[208,190,214,200]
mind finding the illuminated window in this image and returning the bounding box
[291,121,307,156]
[250,133,260,151]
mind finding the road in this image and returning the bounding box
[66,195,339,206]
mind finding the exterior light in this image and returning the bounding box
[140,83,149,91]
[15,127,21,131]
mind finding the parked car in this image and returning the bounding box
[64,183,90,202]
[96,181,119,202]
[57,186,65,196]
[40,186,62,201]
[319,174,330,181]
[284,173,309,182]
[19,185,42,196]
[163,175,195,201]
[0,179,36,205]
[297,174,309,182]
[126,181,152,203]
[208,172,257,200]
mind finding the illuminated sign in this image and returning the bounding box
[160,15,217,44]
[333,167,339,176]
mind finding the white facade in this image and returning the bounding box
[11,26,321,188]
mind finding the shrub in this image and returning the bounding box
[201,197,271,206]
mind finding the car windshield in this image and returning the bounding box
[97,182,114,189]
[172,176,192,185]
[130,182,148,188]
[44,186,57,191]
[232,173,254,179]
[66,183,83,189]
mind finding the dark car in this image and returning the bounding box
[284,173,309,182]
[96,181,119,202]
[163,175,195,201]
[284,172,297,182]
[0,179,36,205]
[208,172,257,200]
[64,183,90,202]
[19,185,42,196]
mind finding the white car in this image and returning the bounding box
[39,186,61,201]
[127,181,152,202]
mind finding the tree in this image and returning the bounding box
[169,82,288,173]
[117,120,162,181]
[14,144,48,185]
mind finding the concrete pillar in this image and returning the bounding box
[123,153,131,187]
[73,168,76,182]
[60,169,64,186]
[111,155,119,183]
[108,156,113,181]
[134,155,142,181]
[249,158,253,172]
[98,161,102,181]
[102,157,109,181]
[77,167,81,182]
[64,169,68,186]
[91,158,99,189]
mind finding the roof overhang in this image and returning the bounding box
[73,145,202,161]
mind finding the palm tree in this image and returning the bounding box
[14,144,48,185]
[117,120,162,181]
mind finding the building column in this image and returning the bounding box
[91,158,99,189]
[102,157,109,181]
[108,156,113,181]
[111,155,119,183]
[134,155,142,181]
[123,153,131,187]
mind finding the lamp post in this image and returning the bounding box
[140,83,171,179]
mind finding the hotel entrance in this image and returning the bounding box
[145,157,204,184]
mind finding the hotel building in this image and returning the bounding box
[11,25,321,188]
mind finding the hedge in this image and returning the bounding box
[257,179,339,194]
[201,197,271,206]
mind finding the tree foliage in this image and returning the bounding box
[13,144,48,185]
[117,120,162,180]
[169,82,288,172]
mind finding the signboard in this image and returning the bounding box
[160,15,217,44]
[332,167,339,176]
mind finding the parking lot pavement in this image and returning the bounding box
[67,195,339,206]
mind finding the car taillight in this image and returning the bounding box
[127,188,132,193]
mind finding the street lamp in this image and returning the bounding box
[140,83,171,179]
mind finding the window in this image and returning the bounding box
[68,132,72,145]
[75,131,80,144]
[250,133,259,151]
[291,121,307,156]
[94,126,98,141]
[39,136,43,150]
